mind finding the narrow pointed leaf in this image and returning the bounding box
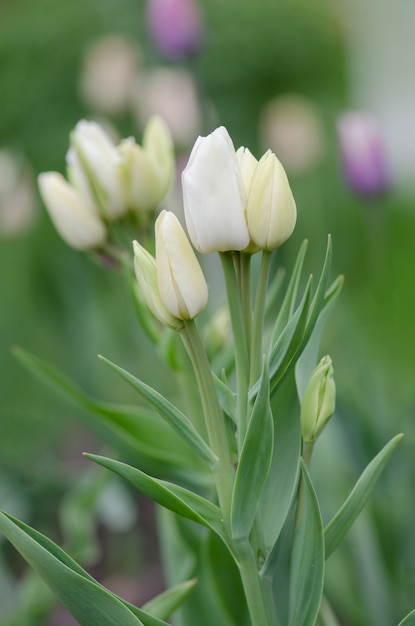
[142,579,197,620]
[0,511,145,626]
[398,609,415,625]
[289,461,325,626]
[231,360,273,539]
[86,454,226,540]
[98,355,218,470]
[213,373,237,423]
[324,434,403,558]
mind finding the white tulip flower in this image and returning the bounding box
[69,120,125,220]
[246,150,296,251]
[155,210,208,319]
[38,172,106,250]
[182,126,249,253]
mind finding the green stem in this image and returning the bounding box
[250,250,272,386]
[239,253,253,360]
[220,252,250,450]
[181,319,234,525]
[236,539,274,626]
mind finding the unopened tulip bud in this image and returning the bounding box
[246,150,296,251]
[155,210,208,319]
[301,356,336,444]
[119,117,175,213]
[236,146,258,195]
[38,172,106,250]
[133,240,182,330]
[68,120,125,220]
[182,127,249,253]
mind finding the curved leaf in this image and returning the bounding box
[142,579,198,620]
[324,434,403,558]
[398,609,415,625]
[289,461,325,626]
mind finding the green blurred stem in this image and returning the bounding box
[235,539,274,626]
[220,252,250,449]
[239,253,253,360]
[250,250,272,386]
[181,319,234,525]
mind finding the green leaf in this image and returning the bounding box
[213,373,237,423]
[85,454,226,541]
[295,275,344,401]
[231,359,274,540]
[288,461,325,626]
[398,609,415,625]
[142,579,198,620]
[12,347,202,473]
[98,355,218,470]
[324,434,403,559]
[0,511,146,626]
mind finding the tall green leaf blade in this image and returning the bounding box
[289,461,325,626]
[231,360,273,540]
[98,355,218,470]
[142,579,197,620]
[398,609,415,625]
[0,511,145,626]
[86,454,226,541]
[324,434,403,559]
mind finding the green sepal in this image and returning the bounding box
[0,510,172,626]
[398,609,415,625]
[12,347,202,473]
[231,359,273,540]
[98,355,218,470]
[142,579,198,620]
[85,454,226,542]
[324,433,403,559]
[288,460,325,626]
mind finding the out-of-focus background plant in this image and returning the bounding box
[1,0,415,624]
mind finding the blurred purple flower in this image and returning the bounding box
[146,0,204,59]
[337,112,389,197]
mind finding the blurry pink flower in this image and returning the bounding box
[147,0,204,59]
[337,112,389,197]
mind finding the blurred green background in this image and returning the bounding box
[1,0,415,624]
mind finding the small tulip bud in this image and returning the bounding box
[182,126,249,253]
[38,172,107,250]
[155,210,208,319]
[68,120,125,220]
[133,240,182,329]
[301,356,336,444]
[246,150,297,251]
[119,117,174,213]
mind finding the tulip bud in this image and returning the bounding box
[155,210,208,319]
[38,172,107,250]
[300,356,336,444]
[68,120,125,220]
[119,117,174,214]
[133,240,182,329]
[236,146,258,195]
[182,126,249,253]
[246,150,297,251]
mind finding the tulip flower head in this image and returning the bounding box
[301,355,336,444]
[182,127,250,253]
[246,150,297,251]
[155,210,208,319]
[68,120,125,220]
[38,172,107,250]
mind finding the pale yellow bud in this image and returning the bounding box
[38,172,106,250]
[133,240,182,329]
[236,146,258,195]
[155,210,208,319]
[301,356,336,444]
[246,150,297,251]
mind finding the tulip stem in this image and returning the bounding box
[235,539,275,626]
[239,253,253,359]
[220,252,250,450]
[250,250,272,386]
[181,319,234,525]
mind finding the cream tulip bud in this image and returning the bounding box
[38,172,107,250]
[182,126,249,253]
[246,150,296,251]
[236,146,258,195]
[68,120,125,220]
[155,210,208,319]
[133,240,182,329]
[119,117,174,213]
[301,356,336,444]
